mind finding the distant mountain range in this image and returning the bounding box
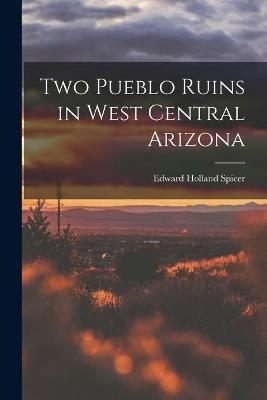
[22,203,267,234]
[74,202,267,213]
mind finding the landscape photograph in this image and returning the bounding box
[22,199,267,400]
[22,1,267,400]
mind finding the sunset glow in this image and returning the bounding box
[22,198,267,210]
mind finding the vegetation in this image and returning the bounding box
[22,201,267,400]
[22,199,51,261]
[22,199,83,272]
[116,246,159,282]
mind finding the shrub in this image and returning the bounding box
[116,246,159,282]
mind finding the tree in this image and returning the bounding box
[53,224,82,272]
[22,199,52,261]
[23,200,84,272]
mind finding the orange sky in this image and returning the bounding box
[22,198,267,210]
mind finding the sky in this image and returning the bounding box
[23,0,267,62]
[22,198,267,210]
[22,0,267,207]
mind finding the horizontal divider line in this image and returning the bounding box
[214,161,246,165]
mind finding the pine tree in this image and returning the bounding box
[53,224,82,272]
[23,200,84,272]
[22,199,52,261]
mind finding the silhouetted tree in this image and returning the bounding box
[53,224,82,272]
[23,200,84,272]
[22,199,52,261]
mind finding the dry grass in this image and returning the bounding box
[164,251,248,277]
[23,264,242,400]
[23,227,267,400]
[90,289,122,309]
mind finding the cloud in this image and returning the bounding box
[237,29,267,40]
[23,20,259,62]
[22,0,267,62]
[231,0,263,13]
[23,0,40,3]
[163,0,215,18]
[24,0,140,22]
[164,0,263,14]
[185,0,215,18]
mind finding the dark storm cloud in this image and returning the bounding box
[23,20,258,62]
[25,0,140,22]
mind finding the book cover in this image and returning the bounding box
[22,2,267,399]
